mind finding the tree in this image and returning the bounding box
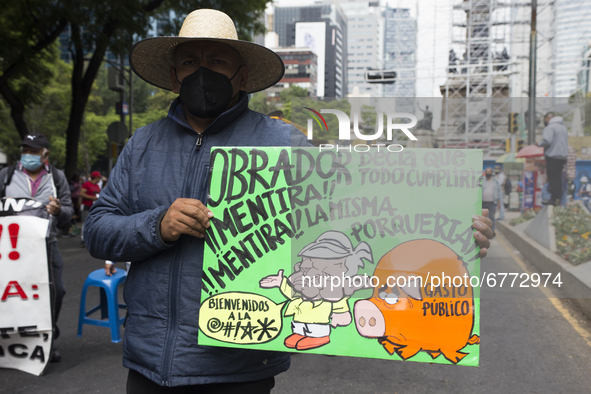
[279,85,309,103]
[248,92,278,115]
[133,89,178,130]
[0,0,67,139]
[1,0,268,179]
[0,43,67,163]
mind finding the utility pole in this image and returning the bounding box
[129,67,133,138]
[528,0,537,145]
[106,56,130,175]
[120,54,126,132]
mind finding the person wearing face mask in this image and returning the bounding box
[482,167,501,236]
[0,133,73,363]
[82,9,494,393]
[537,112,568,206]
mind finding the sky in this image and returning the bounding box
[270,0,453,97]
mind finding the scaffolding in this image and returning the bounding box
[439,0,528,156]
[439,0,590,156]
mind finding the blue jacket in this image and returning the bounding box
[84,94,308,386]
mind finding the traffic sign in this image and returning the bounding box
[116,102,129,115]
[107,122,128,144]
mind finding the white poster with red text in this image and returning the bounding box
[0,215,52,376]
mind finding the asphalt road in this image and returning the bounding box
[1,231,590,394]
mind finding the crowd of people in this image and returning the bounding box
[65,172,107,241]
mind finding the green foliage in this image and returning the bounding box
[4,43,61,109]
[249,92,277,115]
[134,109,169,131]
[132,89,177,130]
[80,112,112,168]
[279,85,309,102]
[147,89,178,113]
[2,0,272,177]
[90,67,120,116]
[132,73,158,114]
[1,57,113,170]
[0,1,66,106]
[553,205,591,265]
[509,209,537,226]
[0,101,21,161]
[0,50,69,162]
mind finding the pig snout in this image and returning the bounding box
[354,300,386,338]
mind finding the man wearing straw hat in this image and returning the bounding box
[83,9,308,393]
[84,8,493,392]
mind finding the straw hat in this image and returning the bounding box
[129,9,284,93]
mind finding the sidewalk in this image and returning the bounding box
[496,210,591,320]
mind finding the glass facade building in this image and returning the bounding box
[554,0,591,96]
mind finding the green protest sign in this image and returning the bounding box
[199,147,482,366]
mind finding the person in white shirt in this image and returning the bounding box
[494,165,506,220]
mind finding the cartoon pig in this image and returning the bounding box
[354,239,480,364]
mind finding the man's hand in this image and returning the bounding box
[259,269,284,288]
[473,208,494,258]
[47,196,61,216]
[105,263,116,276]
[160,198,213,242]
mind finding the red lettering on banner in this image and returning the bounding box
[1,281,28,301]
[8,223,20,260]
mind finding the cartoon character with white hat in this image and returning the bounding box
[260,231,373,350]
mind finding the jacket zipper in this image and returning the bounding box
[160,133,205,386]
[196,133,203,152]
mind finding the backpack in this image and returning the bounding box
[504,177,512,194]
[0,164,18,198]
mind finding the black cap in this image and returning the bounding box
[19,134,50,150]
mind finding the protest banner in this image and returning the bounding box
[0,198,53,376]
[199,147,483,366]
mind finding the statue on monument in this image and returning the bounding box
[417,104,433,131]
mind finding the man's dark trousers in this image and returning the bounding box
[482,202,497,232]
[546,157,566,203]
[50,242,66,338]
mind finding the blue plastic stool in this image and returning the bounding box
[77,269,127,343]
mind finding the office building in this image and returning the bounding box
[382,7,416,100]
[275,5,347,97]
[336,1,382,97]
[554,0,591,96]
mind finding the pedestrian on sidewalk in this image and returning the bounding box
[0,133,73,363]
[538,112,568,206]
[494,165,506,220]
[482,167,501,236]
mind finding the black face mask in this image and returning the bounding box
[486,174,492,179]
[177,66,241,118]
